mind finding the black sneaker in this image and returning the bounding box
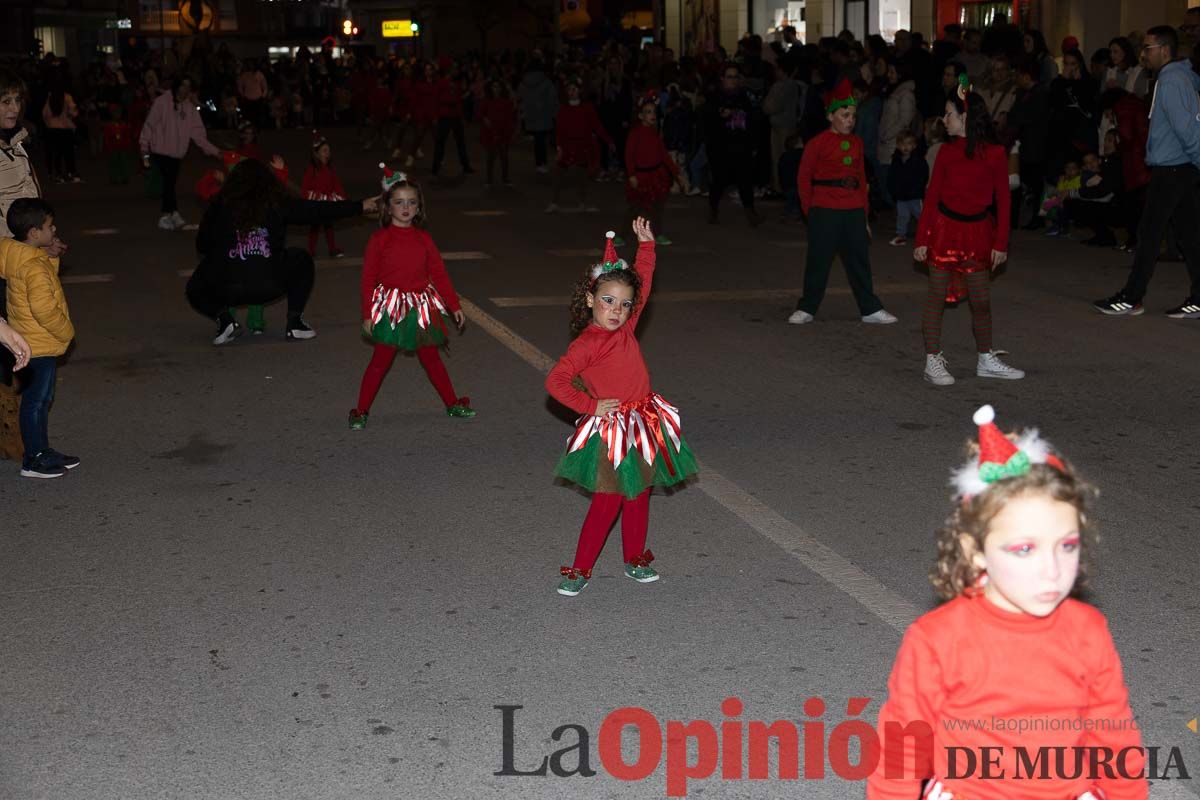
[20,451,66,479]
[1164,300,1200,319]
[213,314,243,345]
[286,316,317,340]
[1092,292,1144,316]
[43,448,81,470]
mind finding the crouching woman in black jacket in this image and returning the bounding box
[187,159,378,344]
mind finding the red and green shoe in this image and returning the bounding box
[557,566,592,596]
[348,409,368,430]
[624,550,659,583]
[446,397,476,419]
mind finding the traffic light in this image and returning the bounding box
[342,18,352,36]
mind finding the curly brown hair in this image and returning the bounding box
[379,180,427,227]
[568,267,642,338]
[930,454,1098,601]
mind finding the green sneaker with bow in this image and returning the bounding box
[348,409,368,430]
[446,397,476,419]
[557,567,591,596]
[624,550,659,583]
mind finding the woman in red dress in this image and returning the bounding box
[915,77,1025,386]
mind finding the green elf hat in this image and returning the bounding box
[379,162,408,192]
[824,78,856,114]
[952,405,1066,498]
[590,231,629,281]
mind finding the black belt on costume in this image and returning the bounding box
[812,177,860,189]
[938,201,990,222]
[635,162,666,172]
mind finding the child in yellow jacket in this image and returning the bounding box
[0,198,77,478]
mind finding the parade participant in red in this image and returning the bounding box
[546,222,698,597]
[389,63,415,163]
[400,62,438,169]
[790,79,897,325]
[478,78,516,187]
[349,165,474,429]
[869,405,1147,800]
[301,131,346,258]
[432,57,474,177]
[916,75,1023,386]
[546,76,613,213]
[620,94,682,246]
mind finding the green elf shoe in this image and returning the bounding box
[556,566,591,596]
[446,397,476,419]
[624,550,660,583]
[654,235,672,246]
[246,305,266,335]
[348,409,368,430]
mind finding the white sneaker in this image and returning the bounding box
[544,203,560,213]
[158,214,175,231]
[862,309,898,324]
[212,319,243,346]
[535,165,549,174]
[924,352,955,386]
[170,211,186,228]
[404,155,414,167]
[888,236,907,246]
[787,309,814,325]
[977,351,1025,380]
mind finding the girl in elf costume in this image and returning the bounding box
[348,165,474,429]
[915,76,1024,386]
[301,131,347,259]
[869,404,1146,800]
[546,219,698,597]
[790,78,897,325]
[616,94,682,247]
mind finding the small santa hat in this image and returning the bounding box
[823,78,856,114]
[379,162,408,191]
[589,230,629,280]
[951,405,1066,497]
[311,129,328,150]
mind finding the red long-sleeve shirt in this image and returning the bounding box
[409,80,438,124]
[797,128,868,212]
[554,102,613,150]
[478,97,516,146]
[435,77,463,119]
[300,164,346,200]
[868,593,1146,800]
[624,125,680,179]
[360,225,461,319]
[917,138,1011,252]
[545,243,656,415]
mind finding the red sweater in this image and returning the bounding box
[868,593,1146,800]
[554,102,613,150]
[797,129,869,211]
[435,78,463,119]
[545,243,656,415]
[917,138,1011,252]
[301,164,346,200]
[360,225,461,319]
[479,97,516,146]
[409,80,438,123]
[624,125,679,179]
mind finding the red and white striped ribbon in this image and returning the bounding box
[566,393,682,471]
[369,284,448,329]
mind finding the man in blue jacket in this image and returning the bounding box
[1094,25,1200,319]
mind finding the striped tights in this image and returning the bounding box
[922,269,992,354]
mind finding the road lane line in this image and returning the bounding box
[61,274,114,284]
[462,210,508,217]
[490,284,925,308]
[460,293,921,631]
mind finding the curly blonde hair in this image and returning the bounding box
[930,449,1098,601]
[568,268,642,338]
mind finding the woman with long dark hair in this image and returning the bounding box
[186,159,377,345]
[914,77,1023,386]
[41,80,80,183]
[1047,49,1099,176]
[1105,37,1149,97]
[1022,30,1059,86]
[139,76,222,231]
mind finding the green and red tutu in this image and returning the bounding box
[554,392,698,499]
[369,283,451,351]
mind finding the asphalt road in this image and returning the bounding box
[2,126,1197,800]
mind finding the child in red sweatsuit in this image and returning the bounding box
[300,131,346,257]
[478,79,516,187]
[623,95,682,245]
[546,77,613,213]
[545,219,698,597]
[349,166,474,429]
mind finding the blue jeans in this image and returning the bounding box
[896,199,923,236]
[19,356,56,465]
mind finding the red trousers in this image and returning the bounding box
[307,225,338,256]
[571,490,650,571]
[356,344,458,411]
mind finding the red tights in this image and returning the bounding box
[921,268,993,354]
[571,490,650,571]
[307,225,338,256]
[356,344,458,411]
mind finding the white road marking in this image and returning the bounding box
[80,228,120,235]
[462,210,508,217]
[460,293,921,631]
[175,251,491,278]
[442,251,492,261]
[180,223,199,231]
[61,274,114,284]
[490,284,923,308]
[547,246,711,257]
